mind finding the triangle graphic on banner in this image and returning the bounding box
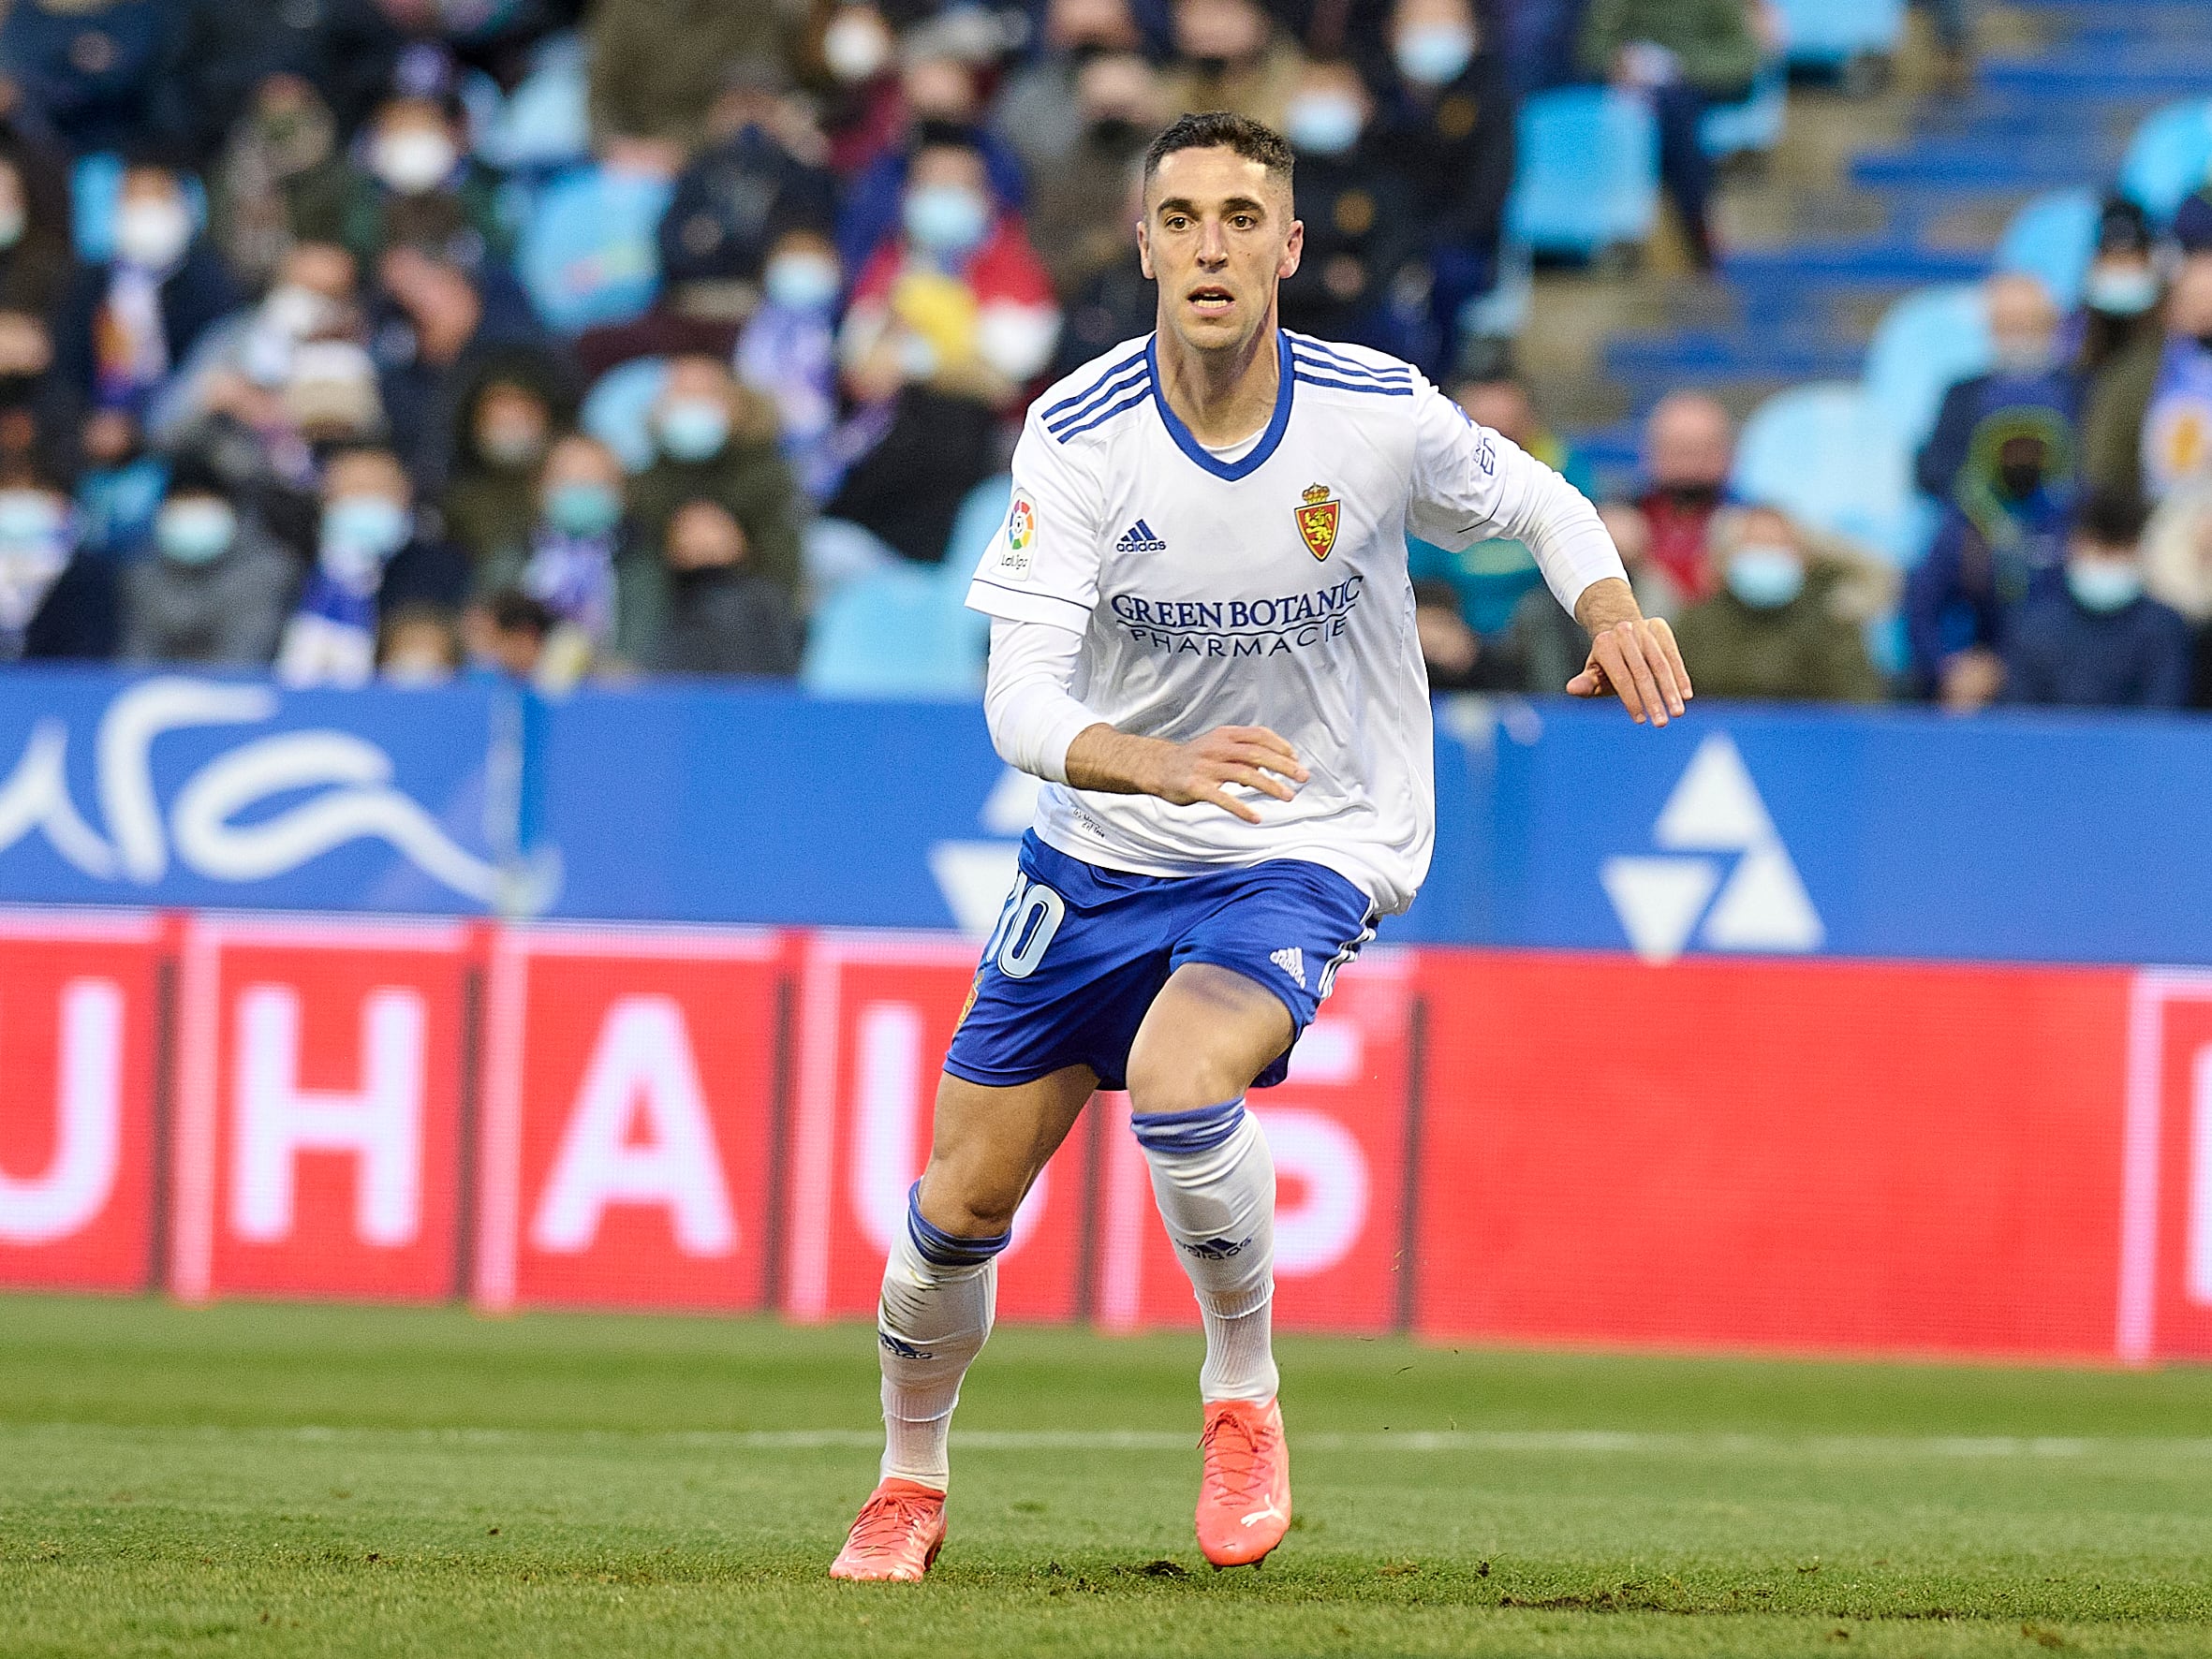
[1701,840,1825,952]
[1653,733,1775,852]
[1600,855,1723,964]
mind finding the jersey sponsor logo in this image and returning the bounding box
[1295,482,1341,562]
[1107,577,1364,658]
[995,492,1038,580]
[1114,519,1167,554]
[1270,947,1307,991]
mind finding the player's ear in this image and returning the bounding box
[1278,217,1304,281]
[1137,216,1155,281]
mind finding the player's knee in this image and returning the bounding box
[1125,1039,1248,1119]
[914,1166,1022,1241]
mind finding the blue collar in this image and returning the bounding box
[1147,330,1295,481]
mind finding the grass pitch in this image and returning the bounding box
[3,1297,2210,1656]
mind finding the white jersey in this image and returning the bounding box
[966,330,1624,916]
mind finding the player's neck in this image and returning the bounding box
[1155,318,1281,449]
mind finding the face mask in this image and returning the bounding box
[822,11,892,81]
[657,398,731,462]
[0,489,65,550]
[1285,92,1363,156]
[374,129,459,195]
[763,251,841,312]
[319,493,409,588]
[1991,339,2054,376]
[263,284,336,340]
[113,198,192,270]
[1726,545,1806,609]
[1395,24,1475,88]
[903,184,990,255]
[545,479,621,538]
[155,498,237,564]
[2068,559,2143,611]
[477,421,545,468]
[2086,266,2159,317]
[0,203,24,250]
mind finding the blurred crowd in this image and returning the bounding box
[0,0,2200,714]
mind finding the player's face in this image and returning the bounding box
[1139,145,1302,357]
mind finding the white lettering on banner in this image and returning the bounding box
[850,1000,1045,1256]
[0,677,500,903]
[531,996,736,1256]
[232,985,424,1247]
[2190,1045,2212,1305]
[1253,1108,1368,1277]
[0,979,124,1243]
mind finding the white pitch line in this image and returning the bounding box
[11,1424,2212,1461]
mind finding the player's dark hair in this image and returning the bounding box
[2075,487,2149,549]
[1142,111,1293,192]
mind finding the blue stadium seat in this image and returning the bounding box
[465,30,590,176]
[1506,88,1659,259]
[1774,0,1905,66]
[803,566,987,698]
[1701,65,1788,160]
[1733,382,1927,565]
[516,163,674,336]
[2117,98,2212,224]
[942,475,1012,593]
[580,357,670,473]
[1996,188,2101,313]
[1862,284,1990,459]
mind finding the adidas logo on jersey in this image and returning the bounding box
[1270,947,1307,990]
[1115,519,1167,553]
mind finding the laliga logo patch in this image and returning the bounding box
[1295,482,1340,562]
[996,492,1038,579]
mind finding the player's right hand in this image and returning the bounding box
[1152,727,1308,824]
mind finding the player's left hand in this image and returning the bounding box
[1567,616,1693,727]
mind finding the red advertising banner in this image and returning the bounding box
[473,925,783,1314]
[170,916,472,1303]
[0,909,165,1292]
[1412,951,2132,1360]
[782,932,1090,1324]
[2117,971,2212,1364]
[1091,950,1417,1334]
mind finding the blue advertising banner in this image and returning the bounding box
[0,667,2205,968]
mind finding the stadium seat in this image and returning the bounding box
[803,565,987,699]
[1995,188,2101,313]
[942,475,1012,591]
[1506,88,1659,259]
[1773,0,1905,66]
[1862,284,1990,459]
[516,162,674,336]
[465,30,591,176]
[1733,382,1927,565]
[580,357,670,473]
[2117,97,2212,224]
[1701,65,1788,160]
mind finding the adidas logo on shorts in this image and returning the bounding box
[1270,947,1307,990]
[1115,519,1167,553]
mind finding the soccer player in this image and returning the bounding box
[831,111,1690,1582]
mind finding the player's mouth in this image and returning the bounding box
[1186,285,1236,317]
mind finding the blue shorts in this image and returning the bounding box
[943,831,1378,1093]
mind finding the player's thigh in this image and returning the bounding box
[1122,962,1293,1117]
[917,1064,1099,1236]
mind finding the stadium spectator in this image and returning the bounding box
[587,0,788,154]
[649,498,803,677]
[278,445,465,686]
[2142,485,2212,706]
[1276,56,1419,349]
[441,371,568,572]
[1633,389,1733,597]
[205,77,357,293]
[479,433,632,653]
[806,4,905,180]
[2083,254,2212,507]
[0,472,104,660]
[996,0,1152,182]
[376,601,464,683]
[1672,504,1884,703]
[1509,499,1682,694]
[72,404,162,563]
[656,58,839,294]
[160,0,404,148]
[0,0,179,156]
[0,133,75,320]
[52,161,240,423]
[1163,0,1306,133]
[466,584,555,682]
[1026,51,1163,303]
[119,456,295,667]
[1047,164,1153,380]
[2068,198,2163,377]
[1375,0,1517,367]
[1413,576,1521,691]
[343,87,509,269]
[1579,0,1762,272]
[736,228,847,503]
[2003,490,2191,710]
[2174,178,2212,257]
[629,355,803,606]
[1917,272,2077,511]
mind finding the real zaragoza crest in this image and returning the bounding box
[1295,483,1340,562]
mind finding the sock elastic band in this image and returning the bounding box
[1130,1097,1247,1154]
[906,1182,1011,1269]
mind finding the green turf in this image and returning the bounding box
[3,1296,2210,1656]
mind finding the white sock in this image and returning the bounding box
[876,1187,1004,1490]
[1131,1099,1280,1403]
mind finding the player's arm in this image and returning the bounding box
[1565,574,1694,727]
[983,618,1306,826]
